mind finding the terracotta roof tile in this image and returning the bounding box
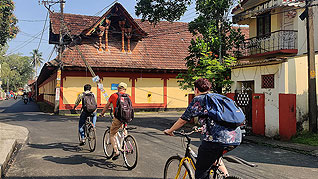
[49,13,248,71]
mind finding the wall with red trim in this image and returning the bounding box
[58,70,189,110]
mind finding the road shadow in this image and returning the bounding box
[5,176,161,179]
[27,142,88,153]
[42,154,129,171]
[0,98,40,113]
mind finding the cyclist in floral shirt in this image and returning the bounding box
[164,78,242,179]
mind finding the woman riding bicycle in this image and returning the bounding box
[164,78,242,179]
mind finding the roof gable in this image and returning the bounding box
[83,3,147,38]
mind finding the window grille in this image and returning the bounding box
[261,74,275,88]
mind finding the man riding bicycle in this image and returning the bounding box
[100,82,132,160]
[164,78,242,179]
[74,84,97,146]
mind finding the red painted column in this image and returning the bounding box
[226,93,235,100]
[163,78,168,108]
[59,72,64,110]
[131,78,136,105]
[279,94,296,140]
[97,83,101,108]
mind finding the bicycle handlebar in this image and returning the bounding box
[173,126,201,137]
[173,130,196,136]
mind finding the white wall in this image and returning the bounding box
[296,5,318,55]
[231,64,283,137]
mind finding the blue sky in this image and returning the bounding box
[7,0,196,73]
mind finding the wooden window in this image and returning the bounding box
[261,74,275,88]
[257,12,271,37]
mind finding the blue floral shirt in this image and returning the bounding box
[181,94,242,146]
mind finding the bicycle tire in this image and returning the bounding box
[123,135,138,170]
[164,155,194,179]
[87,122,96,152]
[225,176,242,179]
[103,128,114,159]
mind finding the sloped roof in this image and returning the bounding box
[50,13,100,35]
[51,18,192,71]
[47,3,249,72]
[83,3,147,36]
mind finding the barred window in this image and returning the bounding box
[261,74,275,88]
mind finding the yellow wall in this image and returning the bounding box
[62,77,97,104]
[39,79,56,104]
[135,78,163,103]
[100,77,132,104]
[167,78,192,108]
[58,75,190,108]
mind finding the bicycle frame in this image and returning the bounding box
[173,131,224,179]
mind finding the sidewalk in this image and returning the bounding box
[244,135,318,157]
[0,122,29,178]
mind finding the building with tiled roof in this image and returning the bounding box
[37,3,194,112]
[37,2,249,113]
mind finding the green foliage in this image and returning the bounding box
[136,0,245,93]
[177,37,235,93]
[135,0,192,23]
[291,131,318,146]
[0,0,18,47]
[30,49,44,77]
[0,49,33,91]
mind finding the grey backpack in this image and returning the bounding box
[82,92,97,113]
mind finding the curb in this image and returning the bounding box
[0,123,29,178]
[0,139,17,178]
[244,138,318,157]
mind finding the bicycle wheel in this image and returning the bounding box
[87,122,96,152]
[225,176,242,179]
[123,135,138,170]
[103,128,114,159]
[164,155,194,179]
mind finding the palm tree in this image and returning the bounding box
[30,49,44,78]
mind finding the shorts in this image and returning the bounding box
[110,117,122,136]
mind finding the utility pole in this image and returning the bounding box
[306,0,317,133]
[54,0,64,114]
[40,0,64,113]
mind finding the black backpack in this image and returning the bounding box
[82,92,97,113]
[114,92,134,122]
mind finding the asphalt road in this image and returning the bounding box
[1,99,318,179]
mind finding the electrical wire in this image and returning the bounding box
[37,11,49,51]
[93,0,118,16]
[6,27,49,55]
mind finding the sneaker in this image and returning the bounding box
[112,153,120,160]
[79,139,85,146]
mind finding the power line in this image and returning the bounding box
[18,19,47,22]
[19,31,49,42]
[37,11,49,51]
[93,0,118,16]
[6,27,49,55]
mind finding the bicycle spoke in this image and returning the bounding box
[123,135,138,170]
[164,156,193,179]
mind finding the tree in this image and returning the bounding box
[136,0,245,93]
[0,0,18,47]
[0,50,33,91]
[30,49,44,77]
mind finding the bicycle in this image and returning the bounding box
[102,120,138,170]
[164,128,256,179]
[78,114,96,152]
